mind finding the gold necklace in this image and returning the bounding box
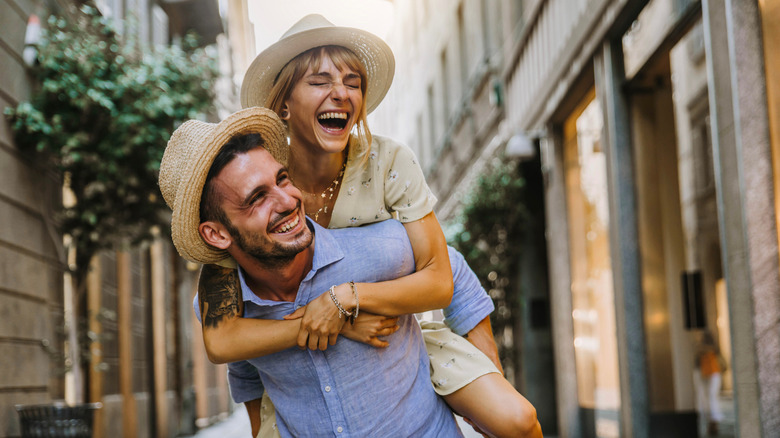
[302,160,347,221]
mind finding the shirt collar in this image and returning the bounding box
[307,218,345,275]
[237,217,345,305]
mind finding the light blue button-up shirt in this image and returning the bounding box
[195,219,491,437]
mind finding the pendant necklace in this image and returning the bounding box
[303,156,347,222]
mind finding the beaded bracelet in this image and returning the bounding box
[328,285,352,319]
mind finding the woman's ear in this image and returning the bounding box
[199,221,232,250]
[280,104,290,120]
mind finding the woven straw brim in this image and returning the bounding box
[159,107,288,265]
[240,26,395,114]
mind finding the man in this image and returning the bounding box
[159,107,474,436]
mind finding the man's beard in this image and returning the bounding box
[225,215,313,268]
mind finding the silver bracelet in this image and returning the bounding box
[328,285,352,319]
[348,281,359,323]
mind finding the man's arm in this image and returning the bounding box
[245,399,262,438]
[465,316,504,374]
[199,263,244,329]
[197,264,302,363]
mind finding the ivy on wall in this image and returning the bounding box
[5,5,217,284]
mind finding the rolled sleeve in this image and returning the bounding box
[227,361,265,403]
[443,246,495,336]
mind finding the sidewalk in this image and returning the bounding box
[182,409,251,438]
[184,409,484,437]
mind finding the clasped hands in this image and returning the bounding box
[284,283,399,350]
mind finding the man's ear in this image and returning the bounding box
[199,221,233,250]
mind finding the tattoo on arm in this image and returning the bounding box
[198,264,243,329]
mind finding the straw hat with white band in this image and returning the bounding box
[240,14,395,114]
[159,107,287,265]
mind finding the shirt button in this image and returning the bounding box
[324,385,331,392]
[337,426,343,433]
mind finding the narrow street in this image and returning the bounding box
[185,409,486,438]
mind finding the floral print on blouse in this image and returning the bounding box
[329,135,437,229]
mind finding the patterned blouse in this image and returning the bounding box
[329,135,437,229]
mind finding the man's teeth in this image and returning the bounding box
[318,112,348,120]
[274,215,299,233]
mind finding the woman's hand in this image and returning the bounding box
[340,312,400,348]
[285,284,351,350]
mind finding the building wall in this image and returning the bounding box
[499,0,778,435]
[372,0,502,204]
[0,0,249,436]
[0,0,66,436]
[373,0,559,434]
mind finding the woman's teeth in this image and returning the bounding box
[274,215,299,233]
[318,112,349,130]
[318,112,348,120]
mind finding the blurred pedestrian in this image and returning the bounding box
[695,331,726,436]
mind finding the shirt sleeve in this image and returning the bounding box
[227,361,266,403]
[443,246,495,336]
[192,294,201,323]
[381,138,437,223]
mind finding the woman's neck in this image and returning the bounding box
[288,143,348,194]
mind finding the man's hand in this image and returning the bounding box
[284,285,350,350]
[341,312,400,347]
[245,399,262,438]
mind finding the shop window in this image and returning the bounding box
[563,91,621,433]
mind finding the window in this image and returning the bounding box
[563,91,621,432]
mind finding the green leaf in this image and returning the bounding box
[7,5,217,279]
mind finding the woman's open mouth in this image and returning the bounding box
[317,112,349,131]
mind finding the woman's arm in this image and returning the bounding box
[356,211,454,314]
[199,264,400,362]
[294,212,453,348]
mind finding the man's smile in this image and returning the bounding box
[270,212,302,234]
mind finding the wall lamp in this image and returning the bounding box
[504,130,546,161]
[23,14,41,67]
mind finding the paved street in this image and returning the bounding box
[185,409,485,437]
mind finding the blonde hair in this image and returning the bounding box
[265,46,373,161]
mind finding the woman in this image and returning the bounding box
[202,14,541,438]
[695,331,726,436]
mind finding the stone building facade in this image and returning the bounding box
[0,0,254,436]
[373,0,780,437]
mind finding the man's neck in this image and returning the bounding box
[235,244,314,302]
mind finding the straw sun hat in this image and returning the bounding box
[159,107,287,265]
[240,14,395,114]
